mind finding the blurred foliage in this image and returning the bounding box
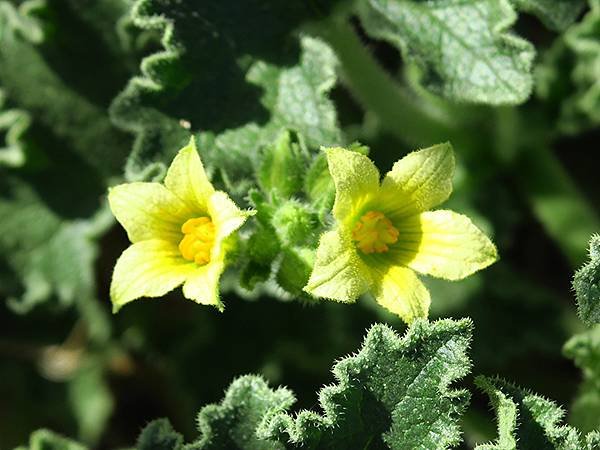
[0,0,599,448]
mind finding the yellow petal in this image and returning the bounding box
[325,147,380,223]
[208,190,254,242]
[164,137,215,212]
[304,228,371,302]
[182,260,225,310]
[110,240,196,312]
[391,210,498,280]
[108,182,193,242]
[380,143,454,218]
[371,265,430,323]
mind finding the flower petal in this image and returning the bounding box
[182,260,225,310]
[304,229,371,302]
[108,182,193,242]
[372,265,430,323]
[164,137,214,212]
[325,147,380,223]
[380,143,454,218]
[208,191,254,243]
[393,210,498,280]
[110,240,196,312]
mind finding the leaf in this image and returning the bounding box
[194,376,294,450]
[261,319,473,449]
[573,234,600,326]
[563,325,600,433]
[0,0,132,177]
[536,2,600,134]
[15,429,87,450]
[0,87,31,167]
[356,0,535,105]
[110,0,342,183]
[137,418,184,450]
[475,376,600,449]
[510,0,587,31]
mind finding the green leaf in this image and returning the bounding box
[356,0,535,105]
[563,325,600,433]
[475,376,600,449]
[194,376,294,450]
[0,0,132,178]
[0,87,31,167]
[111,0,342,182]
[303,152,335,217]
[261,319,473,449]
[573,234,600,326]
[511,0,587,31]
[15,429,87,450]
[68,361,114,445]
[137,419,184,450]
[536,2,600,134]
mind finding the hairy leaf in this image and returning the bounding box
[137,418,184,450]
[356,0,535,105]
[563,326,600,433]
[111,0,342,183]
[573,234,600,326]
[476,376,600,449]
[261,319,473,449]
[194,376,294,450]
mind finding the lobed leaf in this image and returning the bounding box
[476,376,600,449]
[356,0,535,105]
[110,0,342,183]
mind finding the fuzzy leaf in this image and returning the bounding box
[573,234,600,326]
[137,419,184,450]
[511,0,587,31]
[194,376,294,450]
[476,376,600,449]
[261,319,473,449]
[563,326,600,433]
[111,0,342,182]
[356,0,535,105]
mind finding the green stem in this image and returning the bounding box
[320,20,454,146]
[516,144,600,267]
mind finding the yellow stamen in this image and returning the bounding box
[352,211,399,254]
[179,217,216,265]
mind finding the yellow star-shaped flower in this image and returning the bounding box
[108,138,254,312]
[304,143,498,323]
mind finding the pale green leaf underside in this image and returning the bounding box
[357,0,535,105]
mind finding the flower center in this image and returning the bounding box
[179,217,216,265]
[352,211,399,254]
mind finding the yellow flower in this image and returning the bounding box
[108,138,254,312]
[304,143,498,323]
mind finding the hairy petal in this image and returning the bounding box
[380,143,454,219]
[108,182,193,243]
[164,138,215,212]
[110,240,196,312]
[304,229,371,302]
[371,265,430,323]
[325,147,380,224]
